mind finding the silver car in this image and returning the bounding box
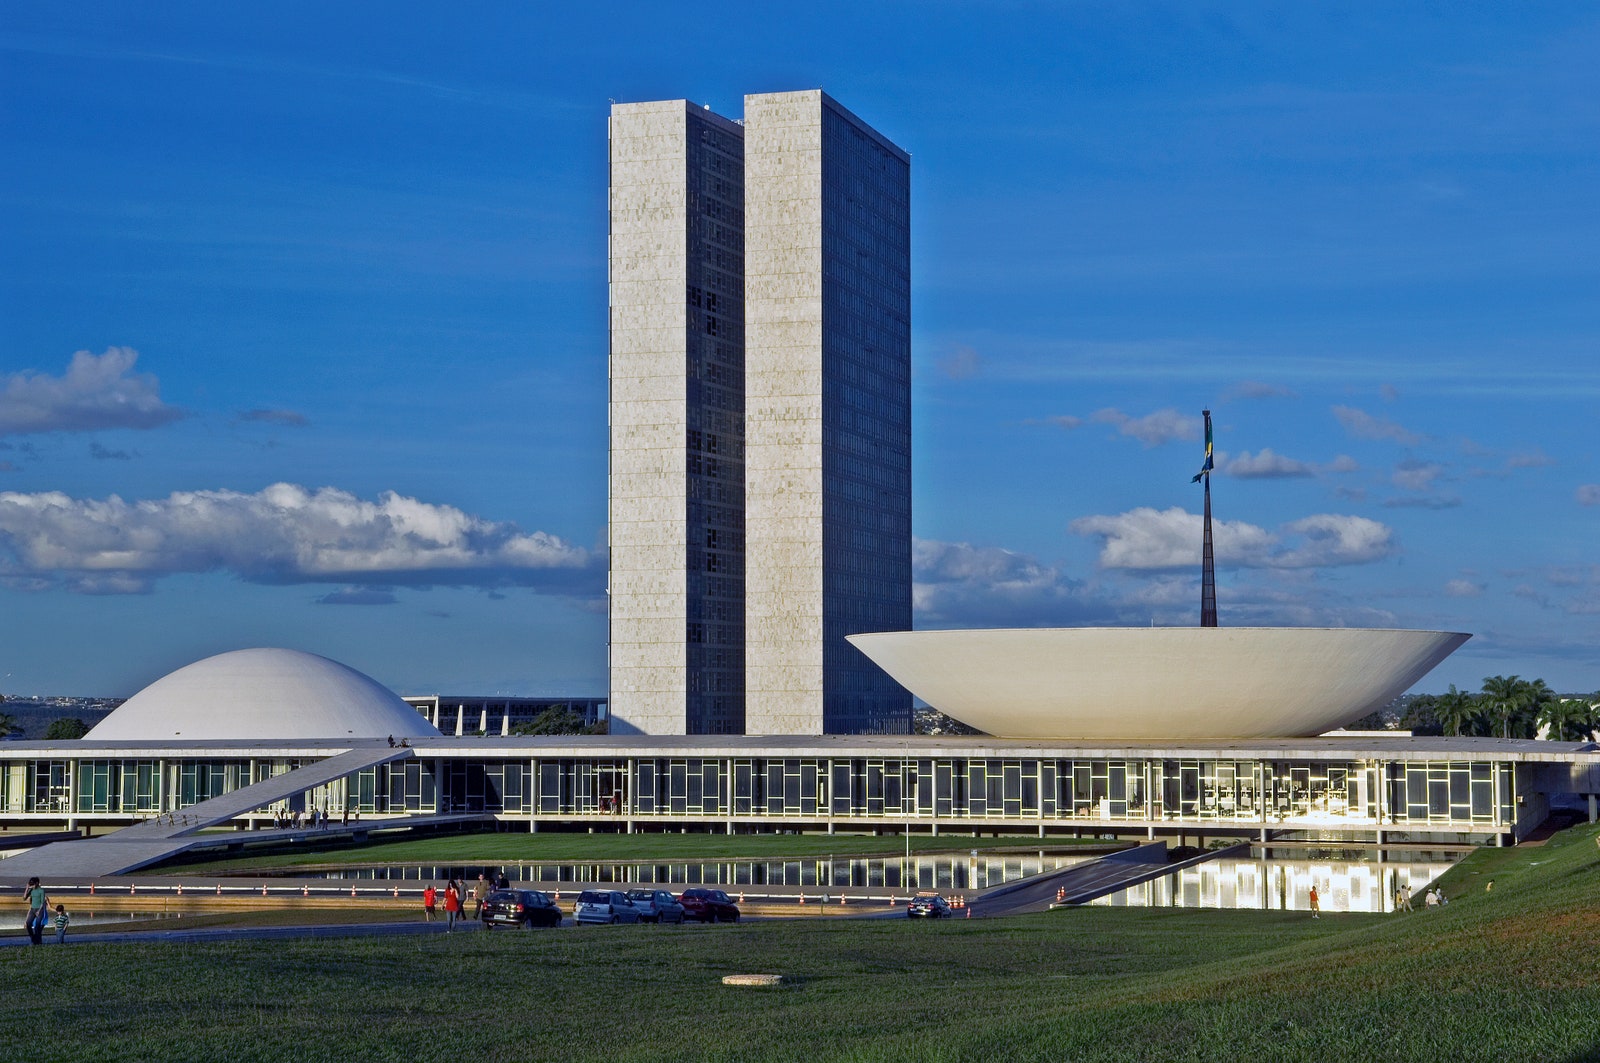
[626,888,686,924]
[574,889,641,925]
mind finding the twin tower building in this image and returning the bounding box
[608,90,912,737]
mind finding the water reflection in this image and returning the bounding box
[1091,848,1460,913]
[286,852,1093,891]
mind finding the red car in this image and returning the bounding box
[679,888,740,923]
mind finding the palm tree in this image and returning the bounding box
[0,711,14,738]
[1538,695,1600,742]
[1480,675,1534,739]
[1432,685,1482,737]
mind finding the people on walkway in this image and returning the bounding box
[444,879,461,931]
[23,877,48,945]
[1308,885,1320,918]
[472,874,489,919]
[423,884,437,921]
[53,904,70,944]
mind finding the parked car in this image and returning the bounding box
[679,887,740,923]
[907,892,951,918]
[574,889,641,925]
[626,888,687,924]
[479,889,563,929]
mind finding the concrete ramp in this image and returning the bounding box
[969,842,1169,916]
[0,744,413,881]
[968,842,1253,916]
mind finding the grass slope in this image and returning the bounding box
[10,822,1599,1063]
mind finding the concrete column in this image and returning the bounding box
[454,706,464,737]
[1589,794,1596,823]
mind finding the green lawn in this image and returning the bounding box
[11,821,1599,1063]
[150,828,1111,873]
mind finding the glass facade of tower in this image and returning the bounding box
[819,101,913,734]
[684,112,746,734]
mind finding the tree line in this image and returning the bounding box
[1399,676,1600,741]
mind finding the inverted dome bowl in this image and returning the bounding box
[847,627,1470,740]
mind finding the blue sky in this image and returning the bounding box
[2,3,1596,699]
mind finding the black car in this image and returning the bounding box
[906,892,951,918]
[679,888,740,923]
[480,889,564,929]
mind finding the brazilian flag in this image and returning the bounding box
[1191,411,1213,483]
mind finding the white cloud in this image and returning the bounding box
[1224,448,1315,479]
[1275,514,1396,567]
[912,539,1109,626]
[936,345,982,380]
[0,483,599,595]
[237,408,310,427]
[1069,507,1394,570]
[1391,459,1446,492]
[1445,579,1484,597]
[1331,405,1422,446]
[1577,484,1600,506]
[0,348,184,436]
[1090,407,1201,447]
[1223,380,1297,401]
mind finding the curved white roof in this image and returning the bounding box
[847,627,1470,740]
[86,648,441,742]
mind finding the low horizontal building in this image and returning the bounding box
[1,649,1595,874]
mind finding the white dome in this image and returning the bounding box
[848,627,1470,740]
[86,648,441,741]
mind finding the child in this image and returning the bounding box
[53,904,69,945]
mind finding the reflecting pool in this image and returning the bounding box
[281,851,1095,892]
[1090,848,1461,913]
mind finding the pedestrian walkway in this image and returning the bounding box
[969,841,1251,915]
[0,744,417,881]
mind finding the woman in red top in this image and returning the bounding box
[423,884,437,921]
[444,879,461,931]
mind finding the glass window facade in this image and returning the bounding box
[819,100,913,735]
[0,750,1539,843]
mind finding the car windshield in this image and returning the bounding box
[627,890,654,901]
[487,891,518,903]
[577,891,610,904]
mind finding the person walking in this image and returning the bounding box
[1308,885,1320,919]
[52,904,70,944]
[22,877,48,945]
[423,884,437,922]
[472,874,489,920]
[1400,885,1414,911]
[444,880,461,931]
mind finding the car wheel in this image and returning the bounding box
[609,915,619,925]
[730,912,739,923]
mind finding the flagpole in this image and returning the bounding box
[1198,409,1217,627]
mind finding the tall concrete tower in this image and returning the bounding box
[607,91,910,737]
[607,100,747,735]
[742,90,912,735]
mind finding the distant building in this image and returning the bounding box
[608,90,912,738]
[402,695,607,734]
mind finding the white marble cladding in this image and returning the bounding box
[609,101,694,735]
[743,91,828,735]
